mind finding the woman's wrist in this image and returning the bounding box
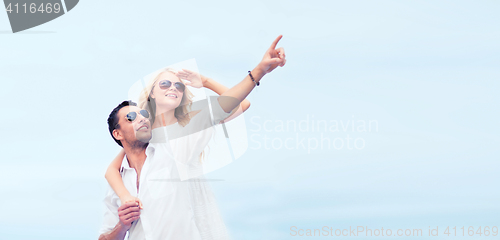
[251,65,266,83]
[119,193,132,201]
[203,77,214,89]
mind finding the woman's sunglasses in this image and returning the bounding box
[159,80,185,92]
[125,109,150,122]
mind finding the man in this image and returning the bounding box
[101,96,239,240]
[99,99,233,240]
[99,101,152,240]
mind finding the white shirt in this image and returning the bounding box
[99,97,232,240]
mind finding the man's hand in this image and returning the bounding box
[118,201,141,230]
[257,35,286,74]
[98,202,140,240]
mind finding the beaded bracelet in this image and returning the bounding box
[248,71,260,86]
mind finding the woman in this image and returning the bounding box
[105,35,286,239]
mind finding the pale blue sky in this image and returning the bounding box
[0,0,499,239]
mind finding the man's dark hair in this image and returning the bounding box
[107,100,137,147]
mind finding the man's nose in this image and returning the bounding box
[137,114,149,123]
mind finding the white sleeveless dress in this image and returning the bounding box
[152,97,233,240]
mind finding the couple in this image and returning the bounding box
[98,36,286,240]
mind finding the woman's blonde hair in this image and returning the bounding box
[137,67,208,164]
[138,67,194,127]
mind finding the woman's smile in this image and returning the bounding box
[165,92,178,98]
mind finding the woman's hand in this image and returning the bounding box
[120,194,143,209]
[256,35,286,74]
[176,69,208,89]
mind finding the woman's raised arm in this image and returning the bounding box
[176,69,250,123]
[218,35,286,113]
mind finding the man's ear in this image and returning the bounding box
[113,129,123,141]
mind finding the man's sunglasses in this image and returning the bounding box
[125,110,150,122]
[115,110,150,128]
[159,80,185,92]
[125,109,149,122]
